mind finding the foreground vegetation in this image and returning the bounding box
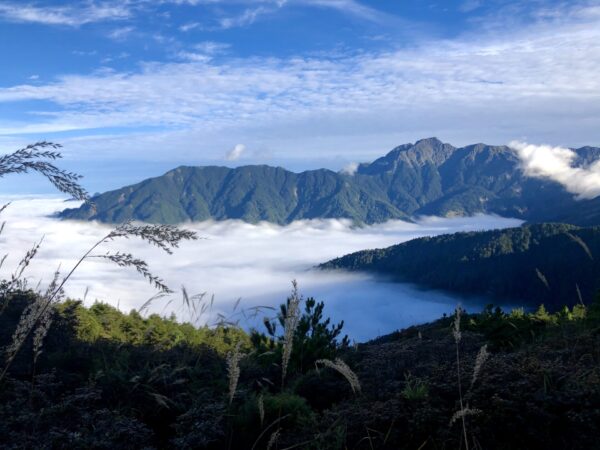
[1,287,599,449]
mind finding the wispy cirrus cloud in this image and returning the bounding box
[296,0,388,23]
[217,3,281,29]
[194,41,231,54]
[1,8,599,129]
[179,21,200,32]
[213,0,388,30]
[107,26,135,40]
[0,2,599,164]
[0,1,131,26]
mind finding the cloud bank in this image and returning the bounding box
[0,196,522,340]
[511,141,600,200]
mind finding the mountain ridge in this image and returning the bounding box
[319,222,600,308]
[59,138,600,225]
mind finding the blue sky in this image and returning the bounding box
[0,0,599,192]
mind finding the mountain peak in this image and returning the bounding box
[413,137,444,147]
[59,139,600,227]
[360,137,456,174]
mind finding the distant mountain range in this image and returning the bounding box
[60,138,600,225]
[320,223,600,308]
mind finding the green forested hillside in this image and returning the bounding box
[59,165,408,224]
[321,223,600,308]
[59,138,600,225]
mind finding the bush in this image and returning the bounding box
[401,372,429,401]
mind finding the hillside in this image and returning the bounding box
[1,291,599,449]
[60,165,407,224]
[320,223,600,308]
[59,138,600,225]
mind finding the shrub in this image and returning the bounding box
[251,288,349,378]
[401,372,429,401]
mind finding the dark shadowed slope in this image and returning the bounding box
[60,138,600,225]
[320,223,600,308]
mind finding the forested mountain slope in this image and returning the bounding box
[321,223,600,308]
[60,138,600,225]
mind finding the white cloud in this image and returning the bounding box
[225,143,246,160]
[179,22,200,32]
[0,0,387,30]
[176,51,212,62]
[194,41,231,54]
[176,41,231,62]
[107,26,135,40]
[341,162,359,175]
[72,50,98,56]
[3,19,599,130]
[0,2,130,27]
[511,141,600,200]
[296,0,387,23]
[0,2,599,162]
[0,196,522,339]
[212,0,388,29]
[218,5,272,29]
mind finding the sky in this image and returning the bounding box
[0,0,599,192]
[0,196,522,339]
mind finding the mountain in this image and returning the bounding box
[59,138,600,225]
[59,165,408,224]
[320,223,600,308]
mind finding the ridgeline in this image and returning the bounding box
[60,138,600,226]
[321,223,600,309]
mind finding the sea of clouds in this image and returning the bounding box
[0,197,523,340]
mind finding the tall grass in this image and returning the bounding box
[0,142,197,382]
[315,358,361,395]
[451,306,490,449]
[281,280,301,387]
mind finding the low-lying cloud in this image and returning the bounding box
[0,196,522,340]
[511,141,600,200]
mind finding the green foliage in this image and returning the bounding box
[462,302,596,350]
[56,299,248,354]
[532,304,555,323]
[238,392,316,429]
[323,223,600,309]
[232,392,317,448]
[401,372,429,401]
[251,295,349,376]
